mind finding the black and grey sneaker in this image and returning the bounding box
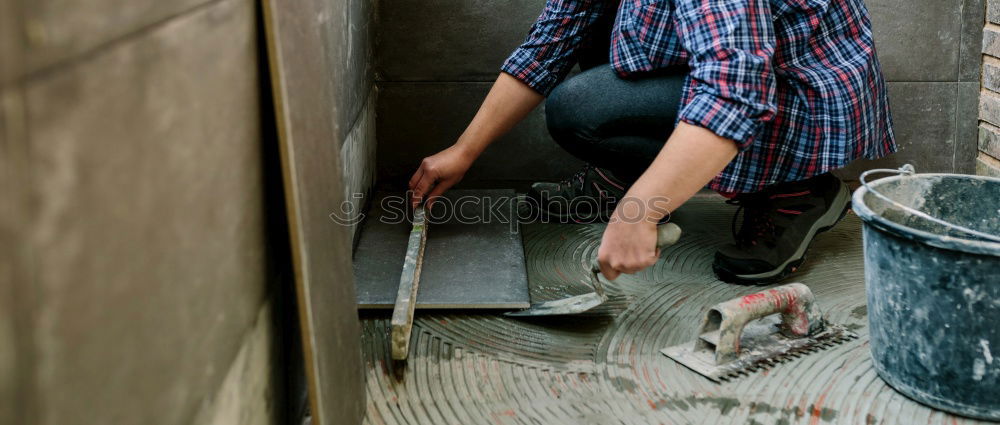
[525,165,628,223]
[712,173,851,284]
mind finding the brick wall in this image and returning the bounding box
[980,4,1000,176]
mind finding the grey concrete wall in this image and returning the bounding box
[263,0,376,422]
[336,0,377,237]
[375,0,984,187]
[1,0,286,424]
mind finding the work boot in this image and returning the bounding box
[525,165,628,223]
[713,173,851,284]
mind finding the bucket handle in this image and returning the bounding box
[859,165,1000,243]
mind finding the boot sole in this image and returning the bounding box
[713,182,852,285]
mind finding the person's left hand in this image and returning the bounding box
[597,214,660,281]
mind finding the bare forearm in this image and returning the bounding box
[598,123,737,279]
[409,73,543,207]
[454,73,544,158]
[623,122,739,222]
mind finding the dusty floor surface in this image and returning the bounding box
[359,195,989,425]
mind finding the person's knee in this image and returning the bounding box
[545,75,594,143]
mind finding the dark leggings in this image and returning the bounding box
[545,63,687,183]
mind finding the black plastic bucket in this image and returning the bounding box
[852,165,1000,420]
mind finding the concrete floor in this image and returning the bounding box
[359,195,990,425]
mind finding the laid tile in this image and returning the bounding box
[354,190,530,309]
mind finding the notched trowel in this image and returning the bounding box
[506,223,682,317]
[661,283,858,382]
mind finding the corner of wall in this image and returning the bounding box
[340,88,377,240]
[191,301,277,425]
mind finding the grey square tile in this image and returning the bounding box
[354,190,530,309]
[376,0,544,82]
[376,82,583,188]
[868,0,963,81]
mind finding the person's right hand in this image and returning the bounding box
[409,145,475,208]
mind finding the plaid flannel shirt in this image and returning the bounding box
[502,0,896,193]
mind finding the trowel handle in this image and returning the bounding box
[696,283,823,364]
[590,223,682,274]
[655,222,683,250]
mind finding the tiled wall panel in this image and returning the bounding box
[376,82,583,187]
[377,0,983,184]
[20,0,210,75]
[10,0,275,424]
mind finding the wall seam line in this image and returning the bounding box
[14,0,231,86]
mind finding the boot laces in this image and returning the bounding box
[559,165,619,200]
[728,198,773,247]
[558,165,592,191]
[728,193,807,247]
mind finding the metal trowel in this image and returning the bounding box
[661,283,858,382]
[506,223,682,317]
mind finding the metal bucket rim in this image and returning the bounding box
[852,172,1000,256]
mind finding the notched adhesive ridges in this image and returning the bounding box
[359,197,990,425]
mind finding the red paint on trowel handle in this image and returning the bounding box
[740,289,792,310]
[739,292,768,307]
